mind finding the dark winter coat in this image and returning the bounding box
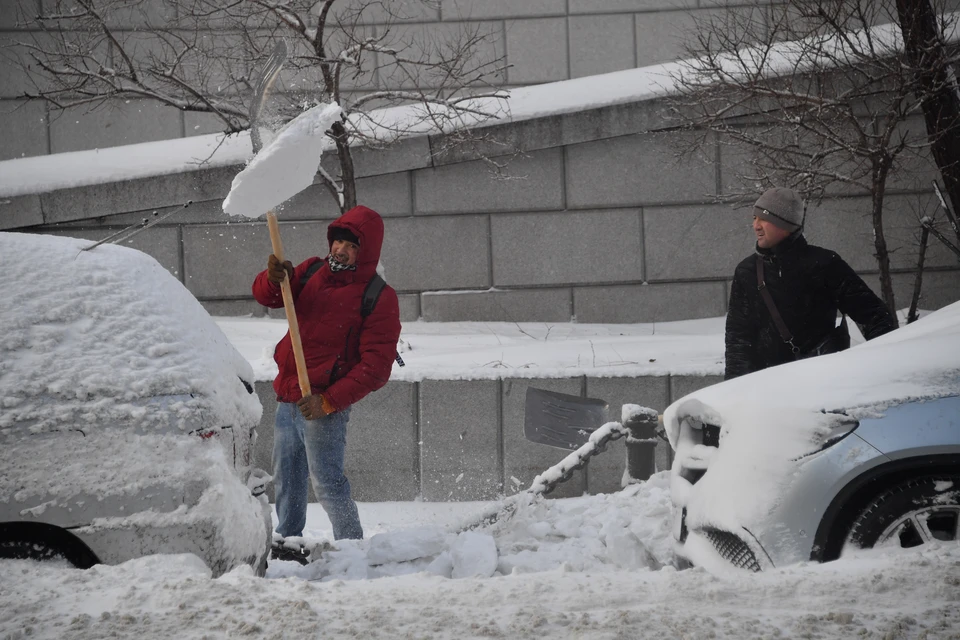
[252,205,402,409]
[724,233,897,380]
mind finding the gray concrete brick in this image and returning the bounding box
[0,0,38,28]
[0,99,47,160]
[570,0,697,12]
[381,215,490,290]
[346,381,419,501]
[442,0,566,20]
[38,226,181,278]
[184,111,229,137]
[807,194,960,273]
[339,137,433,178]
[669,374,723,403]
[585,376,671,493]
[491,209,643,286]
[0,195,43,230]
[566,133,716,209]
[280,172,412,221]
[414,147,564,214]
[182,220,329,298]
[419,380,501,500]
[502,377,586,498]
[40,164,241,224]
[0,31,55,98]
[49,99,182,153]
[326,0,440,24]
[635,10,702,67]
[643,203,752,281]
[39,0,176,28]
[574,281,728,323]
[398,293,421,321]
[421,287,573,322]
[85,199,232,227]
[889,269,960,312]
[505,18,568,84]
[200,300,269,318]
[373,20,505,90]
[570,14,636,78]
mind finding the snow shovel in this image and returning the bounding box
[221,41,344,398]
[523,387,609,450]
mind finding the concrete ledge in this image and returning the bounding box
[0,194,43,230]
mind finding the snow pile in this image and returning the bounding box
[0,232,260,435]
[2,492,958,639]
[266,473,675,583]
[222,102,342,218]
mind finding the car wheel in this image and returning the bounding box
[0,522,99,569]
[846,475,960,550]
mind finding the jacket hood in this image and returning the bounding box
[328,205,384,279]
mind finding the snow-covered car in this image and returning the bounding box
[0,232,271,576]
[665,302,960,572]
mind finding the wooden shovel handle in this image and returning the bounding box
[266,211,312,398]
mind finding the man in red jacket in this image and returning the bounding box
[252,205,401,550]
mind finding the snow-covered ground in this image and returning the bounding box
[2,484,958,639]
[3,308,958,639]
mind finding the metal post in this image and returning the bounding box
[622,405,660,483]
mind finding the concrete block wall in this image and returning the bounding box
[252,373,722,503]
[1,0,789,161]
[9,92,960,323]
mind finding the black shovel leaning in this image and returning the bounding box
[523,386,664,483]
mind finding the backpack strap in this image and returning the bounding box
[362,273,386,318]
[361,273,405,367]
[299,259,325,288]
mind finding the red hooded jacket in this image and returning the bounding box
[252,205,402,410]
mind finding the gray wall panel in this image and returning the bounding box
[419,380,501,500]
[574,281,728,323]
[421,287,573,322]
[492,209,644,286]
[501,377,585,498]
[643,203,751,281]
[346,381,419,501]
[505,17,569,84]
[414,147,564,214]
[565,133,716,208]
[382,215,490,290]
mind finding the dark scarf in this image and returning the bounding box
[328,254,357,272]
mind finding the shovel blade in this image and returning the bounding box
[524,387,608,450]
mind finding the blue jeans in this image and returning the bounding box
[273,402,363,540]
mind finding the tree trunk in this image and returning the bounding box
[871,159,898,323]
[331,119,357,214]
[896,0,960,245]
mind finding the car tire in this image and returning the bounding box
[0,522,99,569]
[846,475,960,550]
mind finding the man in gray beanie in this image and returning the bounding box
[724,187,896,379]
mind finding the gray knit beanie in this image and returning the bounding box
[753,187,803,232]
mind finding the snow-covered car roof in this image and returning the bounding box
[665,300,960,448]
[0,232,261,436]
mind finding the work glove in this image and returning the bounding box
[297,394,336,421]
[267,254,294,285]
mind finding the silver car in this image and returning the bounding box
[666,302,960,572]
[0,232,272,576]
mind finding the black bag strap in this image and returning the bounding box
[756,258,801,355]
[362,273,386,318]
[299,259,325,288]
